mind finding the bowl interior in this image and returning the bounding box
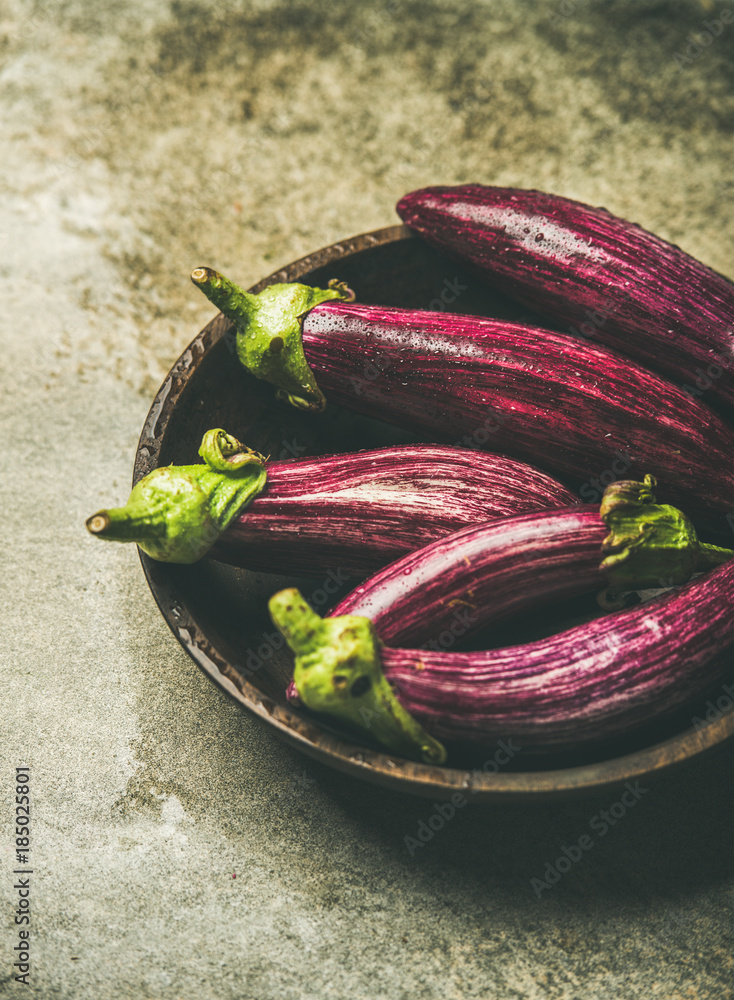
[135,225,734,800]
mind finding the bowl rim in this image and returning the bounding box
[134,224,734,801]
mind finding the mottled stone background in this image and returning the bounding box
[2,1,733,997]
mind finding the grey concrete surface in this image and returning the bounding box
[2,1,733,997]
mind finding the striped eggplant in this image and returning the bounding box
[380,558,734,753]
[214,442,578,576]
[329,482,733,647]
[86,429,576,573]
[282,477,734,716]
[396,184,734,410]
[191,268,734,536]
[331,506,607,649]
[270,556,734,760]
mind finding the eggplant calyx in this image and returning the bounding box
[191,267,354,412]
[269,588,447,765]
[86,429,267,563]
[599,473,658,516]
[599,474,734,591]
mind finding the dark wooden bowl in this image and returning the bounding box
[134,225,734,801]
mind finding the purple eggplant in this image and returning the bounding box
[380,558,734,752]
[271,560,734,759]
[332,475,734,645]
[213,443,577,575]
[87,430,576,573]
[331,506,606,647]
[273,480,734,760]
[396,184,734,410]
[192,268,734,536]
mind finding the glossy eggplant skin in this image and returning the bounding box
[396,185,734,411]
[331,506,605,646]
[300,302,734,536]
[209,444,577,576]
[380,558,734,752]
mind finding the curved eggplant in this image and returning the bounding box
[271,560,734,759]
[87,431,576,573]
[332,476,733,645]
[214,443,577,575]
[273,480,734,760]
[331,506,606,647]
[381,558,734,751]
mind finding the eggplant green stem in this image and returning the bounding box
[598,473,734,595]
[86,429,267,563]
[191,267,354,412]
[696,543,734,570]
[269,588,447,765]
